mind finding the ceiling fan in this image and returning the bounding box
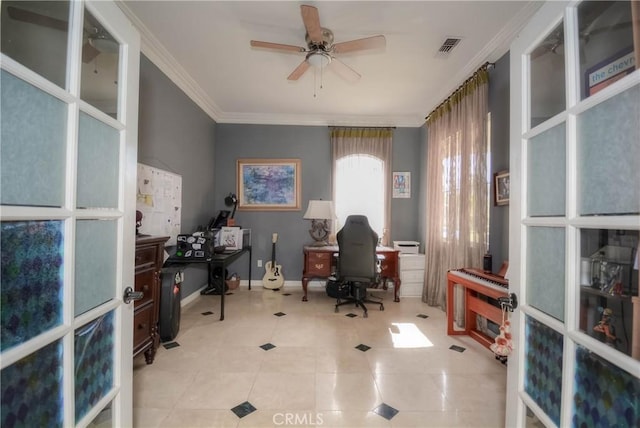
[6,4,118,63]
[250,5,386,82]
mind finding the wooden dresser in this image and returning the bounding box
[301,245,401,302]
[134,235,168,364]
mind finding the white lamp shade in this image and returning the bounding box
[303,200,336,220]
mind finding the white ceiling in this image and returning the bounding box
[119,1,541,127]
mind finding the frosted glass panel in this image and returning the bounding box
[527,227,565,321]
[528,123,566,217]
[578,85,640,215]
[1,70,66,207]
[1,221,64,351]
[77,112,119,209]
[75,220,116,316]
[75,311,114,423]
[1,1,69,89]
[0,340,64,427]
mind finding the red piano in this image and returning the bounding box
[446,265,509,350]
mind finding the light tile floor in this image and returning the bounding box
[133,286,507,427]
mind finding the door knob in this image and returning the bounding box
[123,287,144,304]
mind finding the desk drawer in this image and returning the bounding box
[401,269,424,282]
[134,304,153,349]
[135,246,158,267]
[379,257,397,278]
[134,267,155,308]
[400,254,425,270]
[306,252,332,276]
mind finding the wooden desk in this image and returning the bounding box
[165,246,252,321]
[302,245,401,302]
[446,268,508,350]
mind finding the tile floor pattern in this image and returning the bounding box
[133,286,507,427]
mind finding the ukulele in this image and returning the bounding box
[263,233,284,289]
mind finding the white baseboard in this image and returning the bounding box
[181,280,307,305]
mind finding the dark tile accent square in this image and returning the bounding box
[373,403,399,420]
[282,293,292,296]
[201,311,214,316]
[231,401,256,418]
[260,343,276,351]
[355,344,371,352]
[274,312,286,317]
[449,345,466,353]
[417,314,429,319]
[163,342,180,349]
[345,313,358,318]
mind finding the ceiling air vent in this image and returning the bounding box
[437,37,462,55]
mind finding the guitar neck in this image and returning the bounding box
[271,233,278,265]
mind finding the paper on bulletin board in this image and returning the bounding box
[136,163,182,246]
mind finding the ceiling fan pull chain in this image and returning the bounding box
[313,66,317,98]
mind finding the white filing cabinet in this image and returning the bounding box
[399,253,425,297]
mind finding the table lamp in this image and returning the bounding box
[303,200,335,246]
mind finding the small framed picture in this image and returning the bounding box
[392,172,411,198]
[494,170,510,206]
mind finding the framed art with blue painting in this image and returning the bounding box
[237,158,301,211]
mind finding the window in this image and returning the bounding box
[334,154,385,238]
[330,127,393,244]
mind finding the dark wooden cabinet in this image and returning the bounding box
[134,235,168,364]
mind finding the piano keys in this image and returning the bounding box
[446,268,509,350]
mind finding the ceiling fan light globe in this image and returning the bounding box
[90,36,118,54]
[307,52,331,68]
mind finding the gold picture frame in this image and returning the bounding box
[494,170,510,206]
[237,158,301,211]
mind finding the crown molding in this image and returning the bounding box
[427,1,542,119]
[215,111,424,128]
[117,1,224,122]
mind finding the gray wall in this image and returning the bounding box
[137,50,510,299]
[213,124,422,283]
[138,55,217,298]
[488,53,510,271]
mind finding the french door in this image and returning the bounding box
[1,1,140,426]
[506,1,639,426]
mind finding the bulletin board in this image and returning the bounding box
[136,163,182,246]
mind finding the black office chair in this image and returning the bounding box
[334,215,384,318]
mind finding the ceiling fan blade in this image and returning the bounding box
[7,5,68,31]
[329,58,361,82]
[82,42,100,63]
[333,35,386,54]
[301,5,323,44]
[250,40,306,53]
[287,60,311,81]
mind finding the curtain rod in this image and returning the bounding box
[424,61,494,122]
[328,126,396,129]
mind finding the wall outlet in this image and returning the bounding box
[257,259,263,267]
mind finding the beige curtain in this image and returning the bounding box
[422,69,489,321]
[330,127,393,245]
